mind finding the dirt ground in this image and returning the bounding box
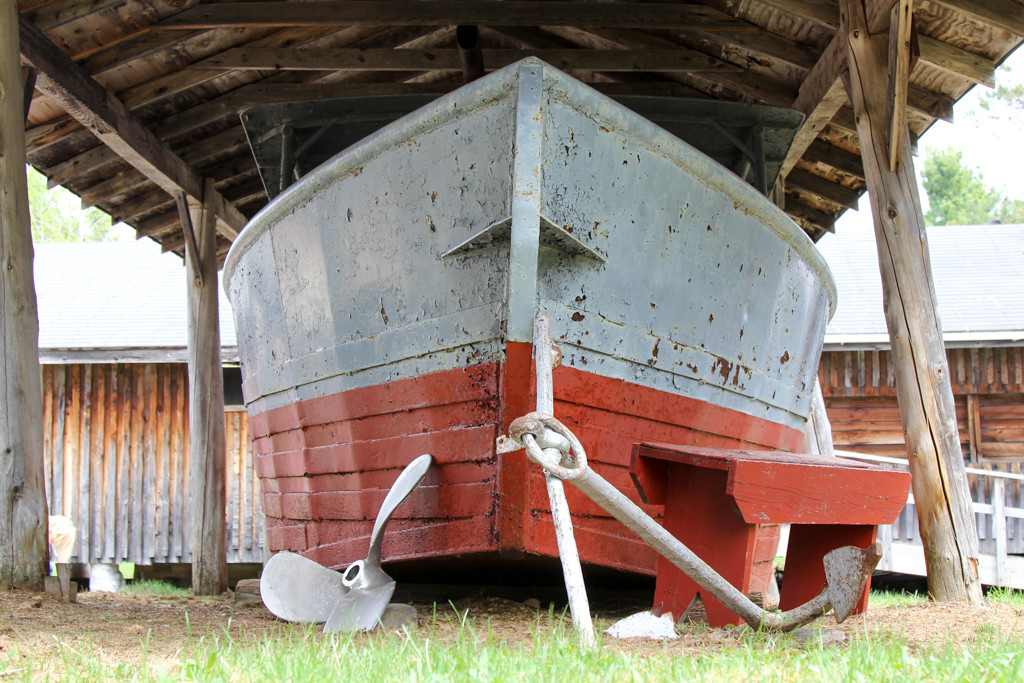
[1,584,1022,673]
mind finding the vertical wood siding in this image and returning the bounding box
[40,363,263,565]
[820,346,1024,554]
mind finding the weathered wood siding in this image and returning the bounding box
[820,345,1024,554]
[820,347,1024,461]
[40,363,263,565]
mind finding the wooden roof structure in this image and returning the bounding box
[14,0,1024,261]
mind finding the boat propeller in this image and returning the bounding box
[259,453,433,633]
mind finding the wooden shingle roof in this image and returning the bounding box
[16,1,1024,261]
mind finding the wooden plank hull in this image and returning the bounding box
[225,59,834,578]
[249,358,805,575]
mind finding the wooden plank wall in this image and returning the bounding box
[40,362,263,565]
[820,345,1024,553]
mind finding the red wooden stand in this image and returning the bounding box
[630,443,911,626]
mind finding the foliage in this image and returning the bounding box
[921,148,1024,226]
[26,166,123,242]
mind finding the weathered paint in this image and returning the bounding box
[225,59,834,574]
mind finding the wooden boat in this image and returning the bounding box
[224,59,835,589]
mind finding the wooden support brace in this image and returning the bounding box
[886,0,914,172]
[21,67,36,122]
[174,193,204,288]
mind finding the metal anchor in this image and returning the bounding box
[504,414,882,632]
[259,453,433,633]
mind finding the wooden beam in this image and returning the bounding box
[21,67,36,122]
[804,139,866,178]
[755,0,840,29]
[787,169,861,209]
[194,47,743,73]
[457,25,485,83]
[930,0,1024,38]
[1,0,48,590]
[158,2,732,30]
[186,177,227,595]
[175,193,204,287]
[18,17,245,240]
[842,0,982,603]
[784,197,839,232]
[887,0,913,172]
[907,84,954,122]
[21,0,128,31]
[917,35,996,87]
[781,0,895,176]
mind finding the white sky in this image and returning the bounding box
[826,47,1024,240]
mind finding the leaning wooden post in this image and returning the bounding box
[0,0,49,590]
[185,180,227,595]
[841,0,982,602]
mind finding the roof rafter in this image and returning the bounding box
[156,1,735,30]
[193,47,744,73]
[19,16,246,240]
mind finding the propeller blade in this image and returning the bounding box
[323,581,397,633]
[366,454,433,567]
[260,551,348,623]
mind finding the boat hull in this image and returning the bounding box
[250,358,805,579]
[225,59,835,585]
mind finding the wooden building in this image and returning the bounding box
[35,242,263,568]
[818,224,1024,553]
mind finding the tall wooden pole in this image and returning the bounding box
[0,0,48,589]
[842,0,982,602]
[186,180,227,595]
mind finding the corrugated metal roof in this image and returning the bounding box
[818,223,1024,348]
[35,241,237,362]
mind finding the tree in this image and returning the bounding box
[25,166,122,242]
[922,148,1024,225]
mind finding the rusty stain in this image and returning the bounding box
[708,313,714,324]
[430,191,437,203]
[712,358,733,382]
[346,208,353,222]
[739,328,744,339]
[571,312,585,322]
[780,350,790,365]
[427,216,436,232]
[706,224,712,232]
[652,339,660,359]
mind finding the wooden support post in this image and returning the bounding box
[187,178,227,595]
[456,25,485,83]
[842,0,983,603]
[0,0,49,590]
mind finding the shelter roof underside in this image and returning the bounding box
[16,0,1024,261]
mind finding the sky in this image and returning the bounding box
[825,47,1024,241]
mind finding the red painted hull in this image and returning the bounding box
[250,347,804,581]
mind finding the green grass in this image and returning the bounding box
[5,617,1024,682]
[122,579,191,597]
[869,590,929,608]
[5,589,1024,681]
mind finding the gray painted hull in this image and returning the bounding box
[225,58,835,431]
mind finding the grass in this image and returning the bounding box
[123,579,191,597]
[4,589,1024,681]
